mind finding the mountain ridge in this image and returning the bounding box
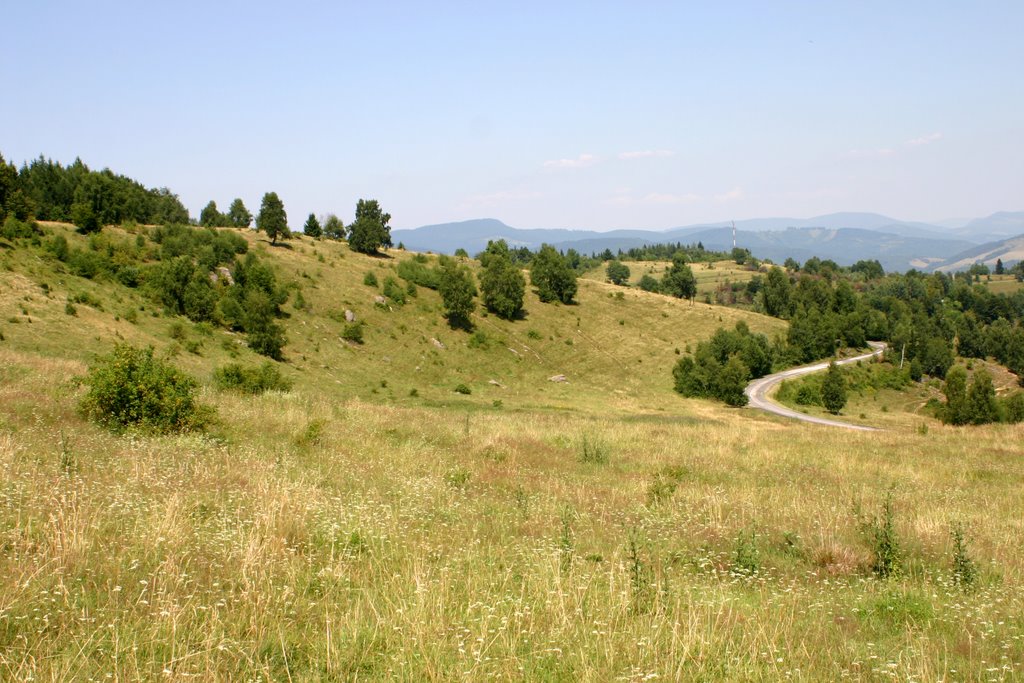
[392,212,1018,272]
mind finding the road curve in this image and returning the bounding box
[744,342,887,431]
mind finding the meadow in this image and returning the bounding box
[0,225,1022,680]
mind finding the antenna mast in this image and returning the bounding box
[732,221,736,250]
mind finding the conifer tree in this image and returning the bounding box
[303,213,322,238]
[256,192,288,245]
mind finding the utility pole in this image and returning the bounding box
[732,220,736,250]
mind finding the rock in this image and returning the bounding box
[431,338,446,349]
[488,379,505,388]
[507,347,521,356]
[374,295,386,305]
[345,309,355,322]
[215,266,234,285]
[548,374,568,383]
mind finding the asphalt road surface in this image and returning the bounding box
[743,342,887,432]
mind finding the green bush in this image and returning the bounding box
[382,276,406,305]
[363,271,378,287]
[454,383,472,395]
[341,321,365,344]
[397,258,441,289]
[79,344,212,433]
[213,362,292,395]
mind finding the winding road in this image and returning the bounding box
[744,341,887,431]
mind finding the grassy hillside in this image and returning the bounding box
[1,224,1023,681]
[0,223,784,414]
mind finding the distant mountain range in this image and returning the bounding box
[391,211,1024,273]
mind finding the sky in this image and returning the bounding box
[3,1,1023,230]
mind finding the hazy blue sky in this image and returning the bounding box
[3,2,1022,229]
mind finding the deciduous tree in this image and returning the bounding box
[821,361,847,414]
[530,244,577,304]
[348,199,391,254]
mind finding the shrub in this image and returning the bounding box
[732,528,760,576]
[213,362,292,394]
[363,271,378,287]
[382,276,406,305]
[857,491,902,579]
[950,522,978,590]
[79,344,212,433]
[578,435,609,464]
[454,383,472,395]
[341,321,364,344]
[397,258,440,289]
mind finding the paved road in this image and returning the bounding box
[743,342,887,431]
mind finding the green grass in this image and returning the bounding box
[0,225,1022,680]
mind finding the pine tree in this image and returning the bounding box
[303,213,322,238]
[256,192,288,245]
[227,198,252,228]
[821,361,847,415]
[200,201,222,227]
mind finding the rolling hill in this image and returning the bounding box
[394,217,978,272]
[933,233,1024,272]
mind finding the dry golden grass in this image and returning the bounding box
[1,227,1022,680]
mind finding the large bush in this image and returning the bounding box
[79,344,212,433]
[213,362,291,395]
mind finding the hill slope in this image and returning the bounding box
[2,223,1023,681]
[0,222,785,415]
[934,233,1024,272]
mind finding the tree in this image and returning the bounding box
[303,213,322,238]
[530,244,577,304]
[322,214,345,240]
[661,254,696,301]
[256,192,289,245]
[966,368,999,425]
[200,200,223,227]
[717,355,750,407]
[761,267,793,318]
[821,361,847,414]
[606,260,630,286]
[71,200,101,233]
[437,256,477,329]
[348,199,392,254]
[995,258,1005,275]
[227,198,252,228]
[942,366,969,425]
[479,239,525,320]
[638,274,660,293]
[0,152,16,220]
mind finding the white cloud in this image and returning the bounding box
[906,132,943,146]
[714,187,744,202]
[543,153,599,169]
[618,149,675,160]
